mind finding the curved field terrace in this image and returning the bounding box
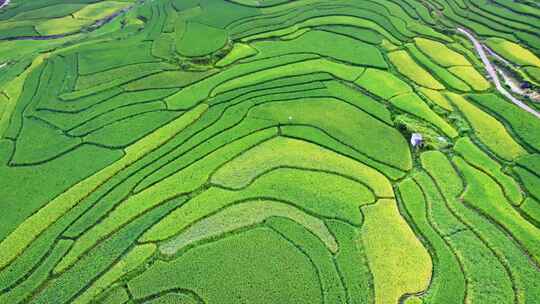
[0,1,539,304]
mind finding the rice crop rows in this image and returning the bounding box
[0,0,539,303]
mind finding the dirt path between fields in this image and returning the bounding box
[457,27,540,119]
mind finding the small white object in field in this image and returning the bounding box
[288,116,293,121]
[411,133,423,147]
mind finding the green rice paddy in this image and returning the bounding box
[0,0,539,303]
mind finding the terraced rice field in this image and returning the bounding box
[0,0,539,303]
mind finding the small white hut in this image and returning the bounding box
[411,133,423,148]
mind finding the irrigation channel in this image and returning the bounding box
[0,1,138,41]
[458,27,540,119]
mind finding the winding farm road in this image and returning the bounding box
[0,0,9,10]
[457,27,540,119]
